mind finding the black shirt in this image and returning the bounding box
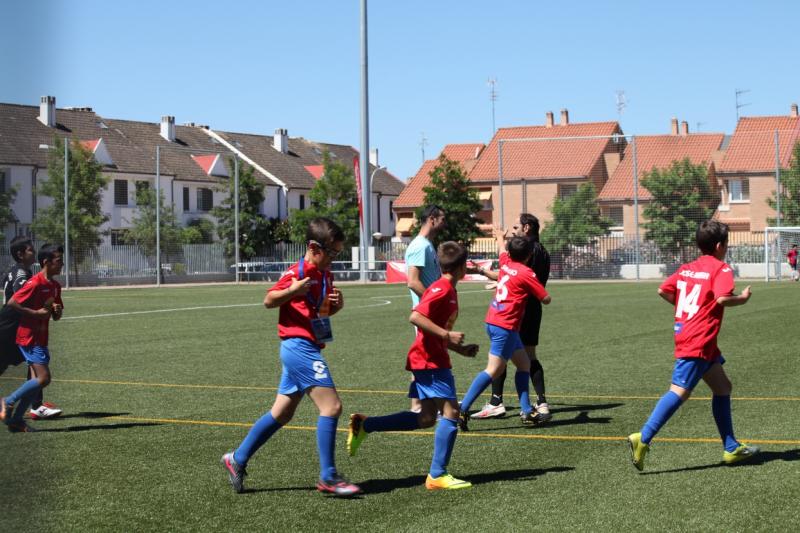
[0,263,33,335]
[527,240,550,287]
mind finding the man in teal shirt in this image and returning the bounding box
[405,204,446,411]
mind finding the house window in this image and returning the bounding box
[183,187,190,212]
[0,169,7,194]
[728,179,750,202]
[197,188,213,211]
[608,206,624,228]
[299,194,305,210]
[559,184,578,200]
[110,229,129,245]
[114,179,128,206]
[389,201,394,221]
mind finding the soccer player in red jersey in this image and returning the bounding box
[221,218,360,497]
[347,242,479,490]
[0,244,64,433]
[459,228,551,431]
[787,244,798,281]
[628,220,759,471]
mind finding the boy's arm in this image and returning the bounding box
[6,298,51,319]
[658,288,676,305]
[264,277,312,308]
[406,266,426,298]
[494,226,508,254]
[717,285,751,307]
[328,287,343,315]
[409,310,464,346]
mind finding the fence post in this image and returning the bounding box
[498,140,505,228]
[63,138,70,289]
[775,130,781,281]
[632,136,640,281]
[156,145,161,287]
[234,154,240,284]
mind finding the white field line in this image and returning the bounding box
[59,288,491,321]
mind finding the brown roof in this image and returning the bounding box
[393,143,485,209]
[468,122,621,181]
[598,133,725,201]
[717,115,800,173]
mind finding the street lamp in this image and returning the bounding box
[38,141,70,289]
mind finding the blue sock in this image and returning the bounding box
[363,411,420,433]
[514,371,532,415]
[460,371,494,413]
[5,379,41,422]
[5,378,40,407]
[316,415,339,481]
[234,412,282,466]
[712,395,739,452]
[11,388,38,423]
[430,417,458,478]
[641,391,683,444]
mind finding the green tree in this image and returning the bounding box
[124,183,184,262]
[541,183,611,260]
[641,158,715,262]
[767,142,800,226]
[32,137,109,283]
[182,218,216,244]
[212,159,270,259]
[417,154,483,245]
[0,173,18,242]
[288,152,360,246]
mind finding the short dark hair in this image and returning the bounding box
[38,243,64,267]
[10,236,33,262]
[438,241,467,273]
[420,204,444,222]
[507,236,532,262]
[306,217,345,247]
[696,220,729,255]
[519,213,540,241]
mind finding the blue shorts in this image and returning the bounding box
[407,369,456,400]
[485,323,524,360]
[671,356,726,390]
[277,338,335,395]
[19,345,50,365]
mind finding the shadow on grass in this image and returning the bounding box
[467,407,618,432]
[357,466,574,494]
[640,448,800,475]
[37,422,162,433]
[55,411,132,420]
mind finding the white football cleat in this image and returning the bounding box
[534,402,552,422]
[29,403,63,420]
[470,403,506,419]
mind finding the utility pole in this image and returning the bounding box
[735,89,751,122]
[488,77,498,136]
[419,131,428,163]
[615,90,627,122]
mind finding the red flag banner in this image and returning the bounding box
[353,155,363,226]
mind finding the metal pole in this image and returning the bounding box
[63,139,70,289]
[498,140,505,228]
[775,130,781,281]
[359,0,371,283]
[764,227,769,282]
[156,146,161,287]
[632,136,640,281]
[234,155,240,284]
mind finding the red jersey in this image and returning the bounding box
[659,255,734,361]
[788,249,798,267]
[11,271,63,347]
[406,277,459,370]
[268,259,334,346]
[484,253,549,331]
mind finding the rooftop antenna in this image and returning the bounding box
[419,131,428,164]
[615,90,627,121]
[696,121,706,132]
[488,77,498,136]
[735,88,751,122]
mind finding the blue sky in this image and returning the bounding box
[2,1,798,181]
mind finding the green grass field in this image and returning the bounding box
[1,281,798,531]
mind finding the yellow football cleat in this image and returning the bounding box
[628,432,649,471]
[347,414,368,456]
[723,443,760,465]
[425,473,472,491]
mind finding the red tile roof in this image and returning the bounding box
[468,122,621,181]
[598,134,724,201]
[718,116,800,173]
[304,165,324,179]
[80,139,100,152]
[191,154,218,175]
[394,143,485,209]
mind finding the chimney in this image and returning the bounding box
[670,117,679,136]
[792,103,799,118]
[273,128,288,153]
[160,116,175,142]
[39,96,56,127]
[560,108,569,126]
[680,121,689,136]
[545,111,554,128]
[369,148,379,167]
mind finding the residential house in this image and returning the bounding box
[597,119,725,235]
[467,109,624,229]
[715,104,800,233]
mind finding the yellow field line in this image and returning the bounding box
[105,415,800,445]
[2,376,800,402]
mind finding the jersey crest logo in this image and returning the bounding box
[722,268,731,273]
[431,287,442,293]
[674,322,684,334]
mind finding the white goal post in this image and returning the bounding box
[764,227,800,282]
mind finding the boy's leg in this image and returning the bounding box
[489,369,507,406]
[702,363,739,452]
[527,346,547,406]
[308,386,360,496]
[233,393,299,467]
[4,362,49,425]
[511,348,537,422]
[426,398,471,490]
[460,355,506,415]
